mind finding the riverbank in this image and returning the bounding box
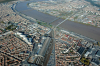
[15,0,100,41]
[0,0,17,3]
[85,0,100,7]
[29,1,100,27]
[0,0,30,3]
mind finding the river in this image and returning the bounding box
[15,0,100,41]
[85,0,100,7]
[0,0,17,3]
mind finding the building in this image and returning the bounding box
[91,58,100,66]
[28,29,55,66]
[84,48,92,58]
[96,50,100,57]
[77,47,85,55]
[15,32,32,46]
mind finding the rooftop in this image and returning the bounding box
[77,47,85,55]
[91,58,99,66]
[96,50,100,57]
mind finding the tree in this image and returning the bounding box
[8,21,11,24]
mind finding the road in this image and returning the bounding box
[15,1,100,41]
[54,5,87,28]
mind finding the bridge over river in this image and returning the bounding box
[15,0,100,41]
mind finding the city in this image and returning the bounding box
[0,0,100,66]
[29,0,100,27]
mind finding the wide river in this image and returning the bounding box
[15,0,100,41]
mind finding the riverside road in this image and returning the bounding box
[15,0,100,41]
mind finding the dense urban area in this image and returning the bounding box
[0,0,100,66]
[29,0,100,27]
